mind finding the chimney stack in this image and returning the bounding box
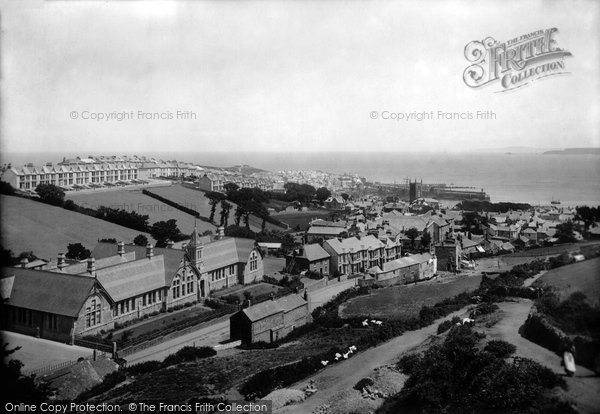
[217,226,225,239]
[117,241,125,256]
[146,243,154,259]
[57,253,66,270]
[20,258,29,268]
[87,257,96,274]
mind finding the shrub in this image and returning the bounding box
[162,346,216,367]
[484,340,516,358]
[396,353,423,375]
[126,360,163,375]
[354,377,374,391]
[437,316,461,334]
[76,370,126,401]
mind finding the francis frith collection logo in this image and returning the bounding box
[463,28,572,92]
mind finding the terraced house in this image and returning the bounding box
[322,235,401,276]
[1,162,138,190]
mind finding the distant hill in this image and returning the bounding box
[198,164,268,174]
[543,148,600,155]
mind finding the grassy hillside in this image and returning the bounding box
[0,194,155,260]
[340,275,482,319]
[533,257,600,305]
[65,188,215,235]
[149,184,286,233]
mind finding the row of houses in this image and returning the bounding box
[0,230,264,343]
[196,173,274,193]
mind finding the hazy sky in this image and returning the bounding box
[1,0,599,155]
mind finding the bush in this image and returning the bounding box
[354,377,374,391]
[396,353,423,375]
[162,346,217,367]
[76,370,126,401]
[437,316,461,334]
[126,360,163,375]
[484,340,516,358]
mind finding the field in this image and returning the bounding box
[339,275,483,320]
[272,209,334,231]
[0,194,155,260]
[65,187,215,234]
[533,257,600,305]
[148,184,286,232]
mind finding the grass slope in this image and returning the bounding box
[0,194,154,260]
[65,188,215,234]
[340,275,482,319]
[533,257,600,305]
[148,184,286,232]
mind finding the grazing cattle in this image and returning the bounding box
[374,320,383,326]
[462,318,474,325]
[343,352,350,359]
[335,353,342,360]
[349,345,357,352]
[371,320,377,323]
[321,360,329,366]
[362,320,369,327]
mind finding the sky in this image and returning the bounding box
[0,0,599,156]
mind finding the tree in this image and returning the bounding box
[99,238,117,244]
[150,219,183,247]
[1,343,51,406]
[224,225,256,239]
[206,192,225,223]
[220,200,232,227]
[315,187,332,203]
[575,206,600,235]
[133,234,148,246]
[66,243,91,260]
[224,182,240,198]
[235,205,245,227]
[405,227,420,249]
[35,183,65,206]
[555,220,577,243]
[340,193,350,202]
[243,211,251,229]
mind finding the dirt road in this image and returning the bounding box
[483,300,600,414]
[277,307,471,414]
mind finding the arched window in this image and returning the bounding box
[249,251,258,271]
[85,297,102,328]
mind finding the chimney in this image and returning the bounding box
[146,243,154,259]
[117,241,125,256]
[57,253,66,270]
[20,257,29,268]
[167,240,174,249]
[87,257,96,274]
[217,226,225,239]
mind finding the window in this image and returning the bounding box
[172,278,181,299]
[249,251,258,271]
[187,275,194,294]
[85,297,102,328]
[46,313,58,330]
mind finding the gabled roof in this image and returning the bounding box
[296,244,330,262]
[2,267,99,317]
[306,226,347,236]
[61,252,136,274]
[200,237,258,273]
[241,295,307,322]
[89,256,166,302]
[323,235,384,254]
[92,243,185,285]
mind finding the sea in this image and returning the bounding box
[2,151,599,207]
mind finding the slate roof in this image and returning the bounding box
[88,256,166,302]
[241,294,307,322]
[323,235,384,254]
[1,267,97,317]
[61,252,136,274]
[306,226,347,236]
[296,244,330,262]
[200,237,257,273]
[92,243,185,286]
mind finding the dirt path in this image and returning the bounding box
[277,307,471,414]
[483,300,600,414]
